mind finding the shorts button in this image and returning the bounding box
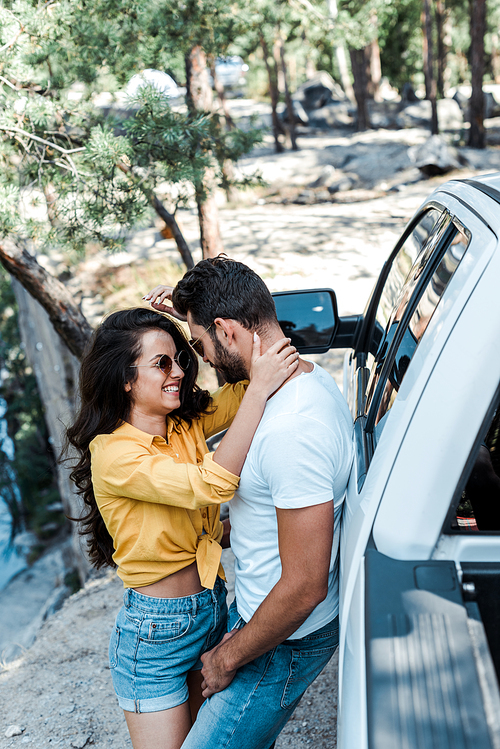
[152,623,156,629]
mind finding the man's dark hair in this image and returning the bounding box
[172,255,278,334]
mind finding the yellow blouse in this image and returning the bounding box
[89,382,247,590]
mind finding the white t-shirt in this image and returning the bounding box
[230,362,354,638]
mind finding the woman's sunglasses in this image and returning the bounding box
[130,350,191,376]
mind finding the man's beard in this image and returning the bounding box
[212,336,249,383]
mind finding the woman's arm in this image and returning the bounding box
[212,334,298,477]
[201,381,248,439]
[91,437,240,511]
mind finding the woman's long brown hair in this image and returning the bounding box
[65,308,212,569]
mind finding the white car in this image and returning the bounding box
[209,56,249,89]
[273,173,500,749]
[126,69,185,100]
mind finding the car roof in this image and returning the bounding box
[425,173,500,236]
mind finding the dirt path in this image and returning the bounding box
[0,551,337,749]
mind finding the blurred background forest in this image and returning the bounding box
[0,0,498,589]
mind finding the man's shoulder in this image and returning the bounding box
[289,363,347,414]
[262,365,351,436]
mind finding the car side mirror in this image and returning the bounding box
[272,289,339,354]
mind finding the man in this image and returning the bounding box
[150,256,353,749]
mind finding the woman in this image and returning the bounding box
[66,307,297,749]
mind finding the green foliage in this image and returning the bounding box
[0,0,262,256]
[337,0,397,49]
[0,268,63,543]
[377,0,423,92]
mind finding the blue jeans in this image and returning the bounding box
[109,578,227,713]
[181,599,339,749]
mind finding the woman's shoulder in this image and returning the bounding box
[210,380,248,404]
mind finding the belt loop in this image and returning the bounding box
[191,594,197,617]
[124,589,131,608]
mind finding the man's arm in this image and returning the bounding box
[200,500,334,697]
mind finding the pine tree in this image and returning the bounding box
[0,0,262,279]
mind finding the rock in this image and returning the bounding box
[484,84,500,117]
[408,135,465,175]
[293,71,347,111]
[315,189,331,202]
[70,733,92,747]
[401,83,420,103]
[294,189,317,204]
[378,78,400,102]
[327,176,356,194]
[437,98,464,130]
[342,143,412,187]
[484,91,500,119]
[366,100,400,129]
[292,100,309,125]
[396,98,463,130]
[452,87,470,113]
[308,102,353,129]
[381,167,425,192]
[60,704,76,715]
[278,100,309,126]
[13,531,38,553]
[46,501,65,513]
[5,725,24,737]
[0,544,71,663]
[308,165,336,188]
[449,85,500,120]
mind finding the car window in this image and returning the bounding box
[364,207,451,417]
[366,207,443,360]
[451,399,500,533]
[371,224,470,436]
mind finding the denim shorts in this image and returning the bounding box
[109,577,227,713]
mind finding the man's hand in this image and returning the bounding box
[142,285,187,321]
[200,631,238,698]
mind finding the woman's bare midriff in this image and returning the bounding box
[132,561,204,598]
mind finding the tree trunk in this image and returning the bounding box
[196,183,224,258]
[116,162,195,269]
[0,241,95,583]
[328,0,355,103]
[0,238,93,360]
[185,45,224,258]
[349,47,371,131]
[367,37,382,101]
[277,31,298,151]
[435,0,447,98]
[422,0,439,135]
[336,46,355,104]
[12,280,91,585]
[469,0,486,149]
[260,35,284,153]
[185,45,213,112]
[208,56,239,204]
[149,195,195,268]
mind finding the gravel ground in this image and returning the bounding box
[0,553,337,749]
